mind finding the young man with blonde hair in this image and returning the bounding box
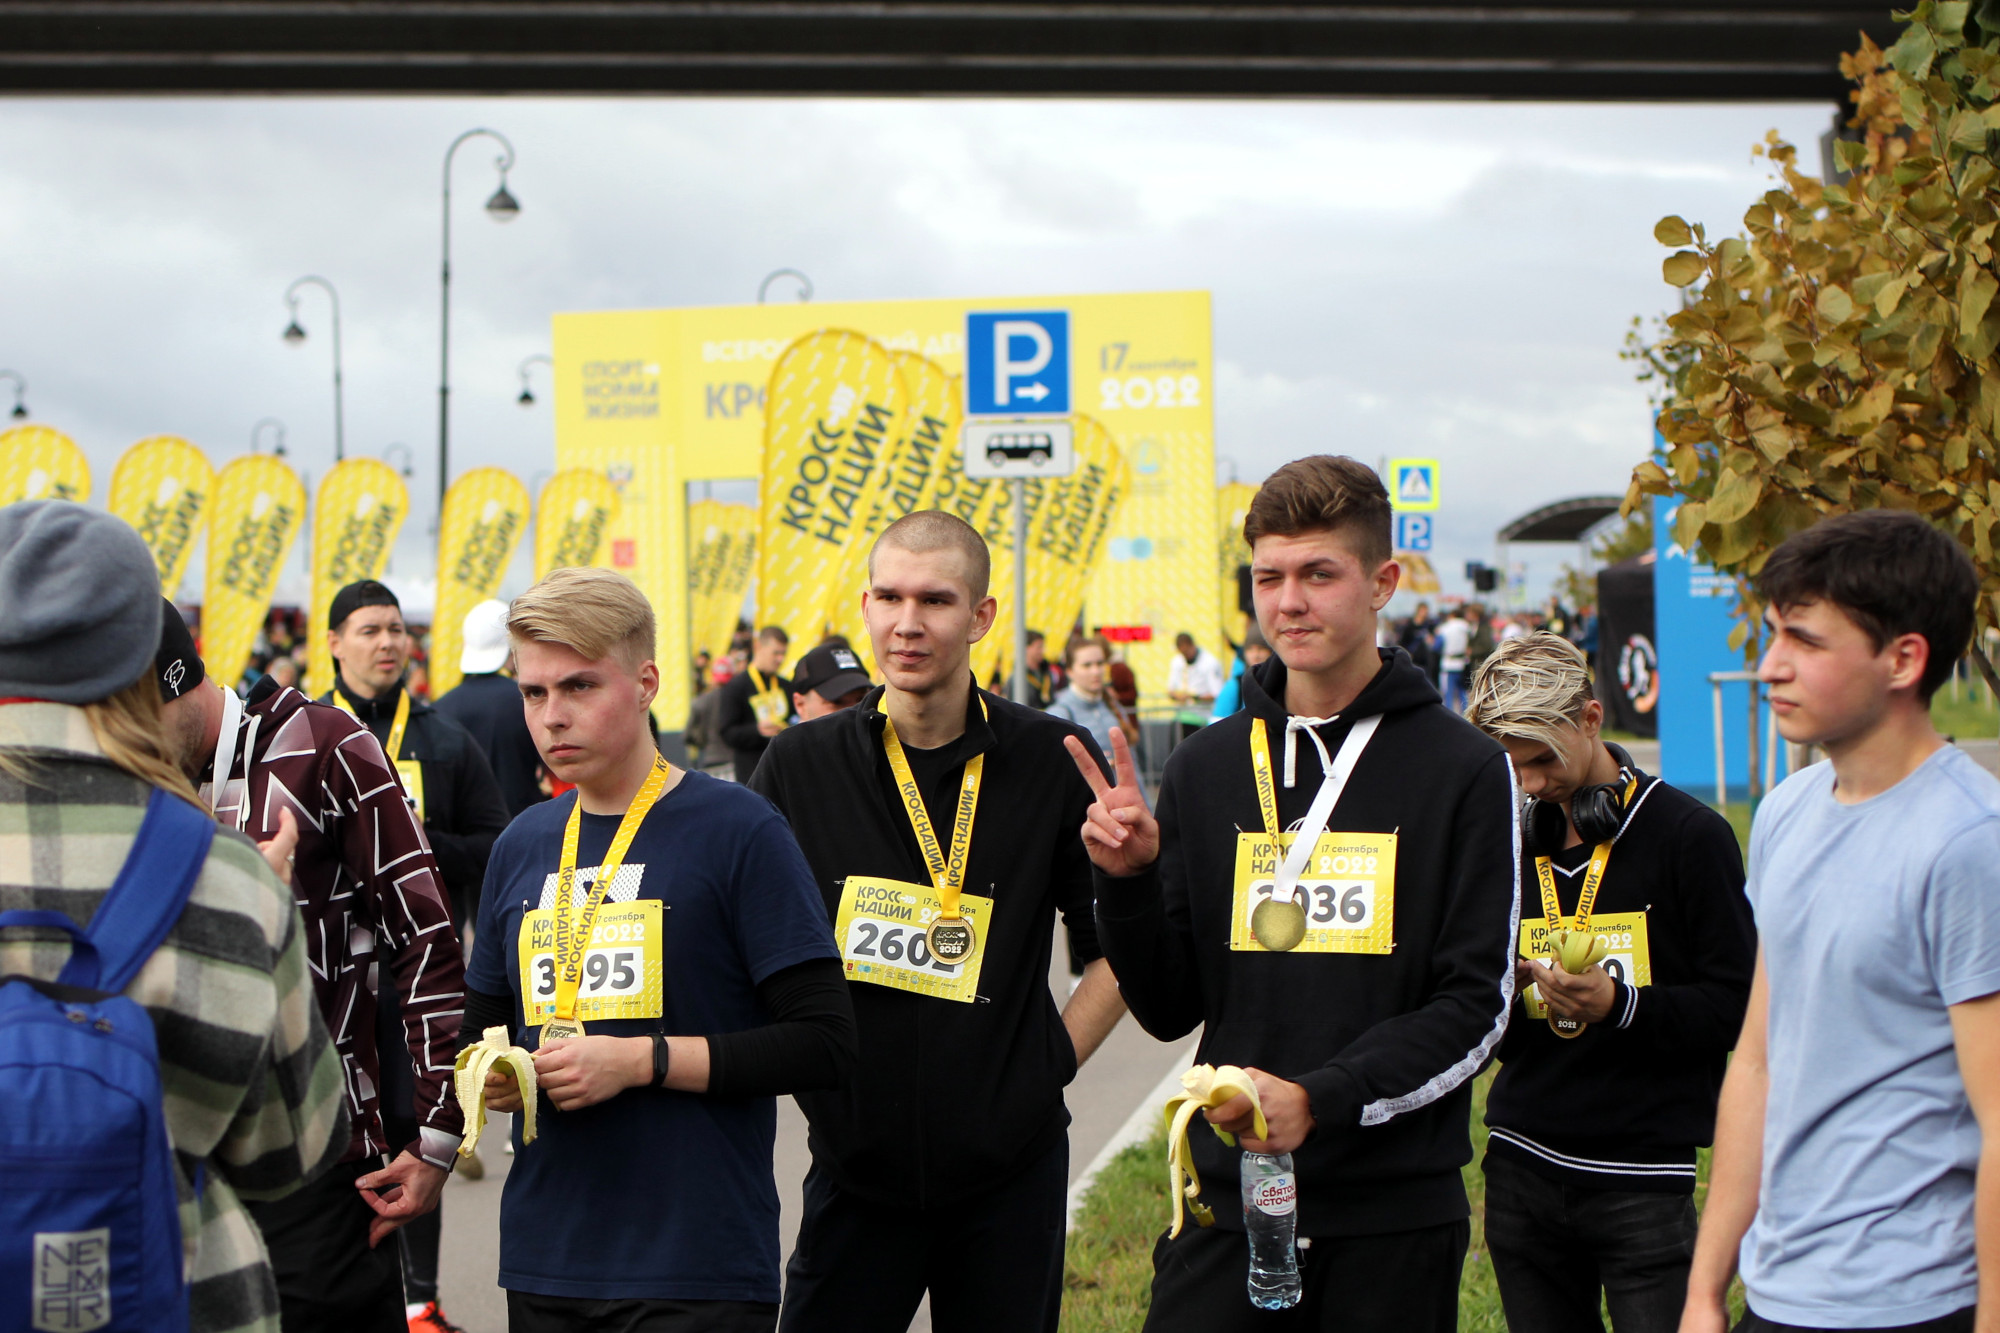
[750,510,1126,1333]
[459,566,855,1333]
[1075,455,1517,1331]
[1466,630,1752,1333]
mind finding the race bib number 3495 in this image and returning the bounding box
[516,899,664,1026]
[834,876,992,1004]
[1229,831,1397,955]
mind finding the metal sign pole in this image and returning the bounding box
[1011,475,1029,705]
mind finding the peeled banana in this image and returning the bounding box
[453,1025,539,1158]
[1547,928,1610,975]
[1163,1064,1268,1238]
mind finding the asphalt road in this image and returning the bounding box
[429,928,1186,1333]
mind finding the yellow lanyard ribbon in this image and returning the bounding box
[1247,718,1285,848]
[749,666,771,694]
[1532,776,1638,934]
[552,754,672,1023]
[880,706,985,920]
[334,686,411,761]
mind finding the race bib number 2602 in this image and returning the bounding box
[1229,831,1397,955]
[833,876,992,1004]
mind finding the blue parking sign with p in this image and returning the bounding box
[966,311,1070,416]
[1395,513,1433,552]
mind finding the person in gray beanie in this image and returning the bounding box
[0,498,348,1333]
[0,500,161,702]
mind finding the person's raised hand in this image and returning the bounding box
[256,807,299,888]
[1064,727,1160,877]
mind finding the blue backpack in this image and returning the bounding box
[0,789,214,1333]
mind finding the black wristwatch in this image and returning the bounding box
[650,1032,671,1088]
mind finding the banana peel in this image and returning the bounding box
[1163,1064,1267,1238]
[454,1025,539,1158]
[1548,928,1610,975]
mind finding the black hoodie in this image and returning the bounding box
[1095,647,1519,1238]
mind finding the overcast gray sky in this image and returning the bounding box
[0,96,1833,610]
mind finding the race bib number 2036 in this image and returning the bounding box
[1229,831,1397,955]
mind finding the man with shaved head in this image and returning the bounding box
[750,509,1127,1333]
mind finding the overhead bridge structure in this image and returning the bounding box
[0,3,1904,100]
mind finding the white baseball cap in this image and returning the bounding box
[461,599,511,674]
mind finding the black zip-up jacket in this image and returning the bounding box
[1485,769,1752,1193]
[748,682,1107,1206]
[325,678,510,919]
[432,671,549,818]
[1095,648,1519,1238]
[720,667,793,784]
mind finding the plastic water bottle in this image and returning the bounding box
[1240,1151,1301,1309]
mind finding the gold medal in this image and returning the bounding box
[1250,896,1308,952]
[880,704,987,983]
[539,1015,585,1042]
[925,915,977,966]
[1531,776,1636,1039]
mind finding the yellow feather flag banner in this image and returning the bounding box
[928,418,1019,689]
[0,426,91,505]
[1217,481,1258,652]
[108,436,215,599]
[1019,415,1129,672]
[824,351,957,664]
[431,467,530,700]
[688,499,758,664]
[202,455,306,690]
[756,330,909,647]
[534,469,621,579]
[307,458,409,697]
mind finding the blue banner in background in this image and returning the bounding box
[1651,489,1788,802]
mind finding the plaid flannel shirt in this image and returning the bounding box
[0,703,348,1333]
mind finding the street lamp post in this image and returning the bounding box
[517,353,553,407]
[439,128,521,514]
[251,417,287,457]
[758,269,813,303]
[282,276,345,461]
[0,370,28,420]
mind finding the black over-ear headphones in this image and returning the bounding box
[1525,743,1642,855]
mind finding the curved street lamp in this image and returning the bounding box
[252,417,287,457]
[281,275,344,461]
[758,269,814,304]
[440,128,520,513]
[517,353,553,407]
[0,370,28,420]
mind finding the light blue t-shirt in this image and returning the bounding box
[1743,745,2000,1327]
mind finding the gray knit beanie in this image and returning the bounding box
[0,501,163,703]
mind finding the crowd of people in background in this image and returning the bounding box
[7,455,2000,1333]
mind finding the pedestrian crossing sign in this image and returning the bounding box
[1388,458,1440,512]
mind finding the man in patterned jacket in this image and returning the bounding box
[157,603,466,1333]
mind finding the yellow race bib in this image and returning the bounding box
[834,876,991,1004]
[750,689,789,729]
[1229,831,1397,954]
[1519,910,1651,1006]
[517,899,664,1027]
[395,759,426,822]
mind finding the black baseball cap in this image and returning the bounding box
[328,579,400,632]
[791,644,870,702]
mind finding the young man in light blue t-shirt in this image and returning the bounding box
[1683,510,2000,1333]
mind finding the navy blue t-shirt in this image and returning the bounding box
[467,769,838,1302]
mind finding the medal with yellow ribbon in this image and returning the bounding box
[880,709,984,967]
[333,686,425,820]
[1246,719,1307,952]
[542,754,673,1042]
[1530,775,1637,1040]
